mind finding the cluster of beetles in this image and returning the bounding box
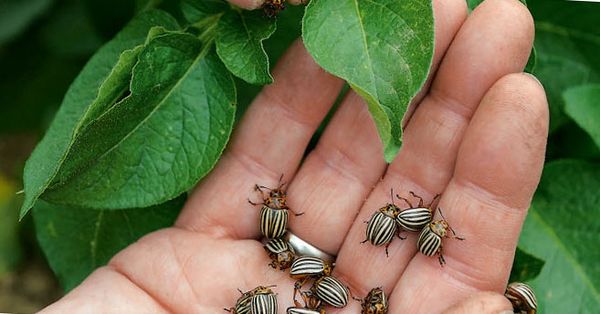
[224,177,537,314]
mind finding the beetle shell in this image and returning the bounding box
[226,286,276,314]
[251,294,278,314]
[505,282,537,314]
[365,210,397,246]
[417,223,443,257]
[314,276,349,308]
[264,238,296,270]
[286,308,322,314]
[260,205,289,239]
[290,256,330,279]
[396,207,432,232]
[360,287,388,314]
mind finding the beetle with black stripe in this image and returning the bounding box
[286,289,325,314]
[311,275,350,308]
[396,191,439,232]
[505,282,537,314]
[290,256,333,289]
[362,189,403,256]
[249,175,303,239]
[264,238,296,270]
[417,208,464,266]
[224,286,278,314]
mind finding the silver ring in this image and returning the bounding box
[285,232,336,263]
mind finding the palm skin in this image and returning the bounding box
[41,0,548,313]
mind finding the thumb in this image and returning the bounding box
[442,292,514,314]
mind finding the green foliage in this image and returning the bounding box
[563,84,600,150]
[520,160,600,312]
[302,0,434,161]
[528,0,600,133]
[216,10,277,84]
[34,195,185,291]
[509,247,545,283]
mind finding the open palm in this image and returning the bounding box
[41,0,548,313]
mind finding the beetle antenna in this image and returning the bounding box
[438,207,447,221]
[390,188,395,206]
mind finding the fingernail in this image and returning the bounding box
[524,72,543,87]
[498,311,514,314]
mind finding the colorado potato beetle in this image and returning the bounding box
[505,282,537,314]
[287,289,325,314]
[262,0,285,18]
[249,175,302,239]
[311,275,350,308]
[417,208,464,266]
[362,189,403,256]
[264,238,296,270]
[395,191,438,232]
[357,287,388,314]
[290,256,332,288]
[225,286,278,314]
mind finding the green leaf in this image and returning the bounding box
[180,0,228,23]
[519,160,600,313]
[524,45,536,74]
[0,178,22,275]
[40,34,236,209]
[20,10,180,219]
[33,195,185,291]
[528,0,600,133]
[563,84,600,150]
[509,247,545,283]
[216,10,277,85]
[302,0,434,162]
[0,0,53,45]
[467,0,526,12]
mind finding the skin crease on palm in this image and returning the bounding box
[39,0,549,313]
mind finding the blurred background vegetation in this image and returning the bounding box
[0,0,598,312]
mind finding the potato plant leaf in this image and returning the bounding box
[33,195,185,291]
[41,33,236,209]
[563,84,600,150]
[302,0,434,162]
[181,0,277,85]
[216,10,277,85]
[20,10,180,219]
[519,160,600,312]
[0,0,53,44]
[509,247,545,283]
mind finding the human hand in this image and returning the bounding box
[40,0,547,312]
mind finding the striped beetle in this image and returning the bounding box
[505,282,537,314]
[395,192,439,232]
[249,175,302,239]
[362,190,404,256]
[290,256,333,288]
[287,289,325,314]
[357,287,388,314]
[225,286,278,314]
[311,275,350,308]
[417,208,464,266]
[264,238,296,270]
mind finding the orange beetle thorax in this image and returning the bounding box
[430,220,449,237]
[265,190,287,209]
[379,204,400,218]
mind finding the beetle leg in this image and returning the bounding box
[361,238,369,244]
[291,208,305,216]
[397,230,407,240]
[384,242,391,257]
[428,193,441,209]
[409,191,425,208]
[396,194,413,208]
[247,198,261,206]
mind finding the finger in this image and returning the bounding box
[442,292,513,314]
[391,73,548,312]
[283,0,469,256]
[176,40,344,238]
[333,0,534,296]
[285,91,386,254]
